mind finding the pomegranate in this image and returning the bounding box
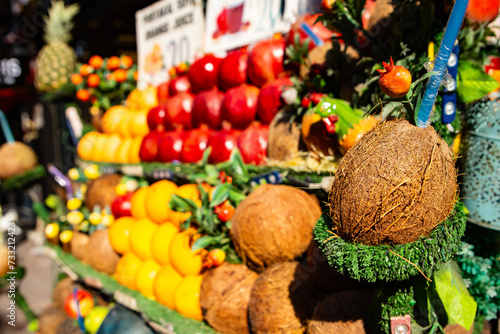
[147,105,167,131]
[169,75,191,96]
[157,81,169,104]
[247,36,285,87]
[164,91,194,130]
[158,128,186,163]
[207,123,241,163]
[286,14,333,51]
[467,0,500,23]
[180,125,212,163]
[139,130,163,162]
[191,88,225,129]
[218,49,248,91]
[256,77,293,125]
[188,55,222,93]
[237,122,269,165]
[221,84,260,129]
[377,57,412,98]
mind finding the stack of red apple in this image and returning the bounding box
[139,35,292,166]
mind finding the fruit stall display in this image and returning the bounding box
[24,0,500,333]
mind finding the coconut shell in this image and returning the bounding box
[267,110,304,161]
[38,303,70,334]
[85,174,121,210]
[200,263,259,334]
[248,261,323,334]
[231,184,322,272]
[53,277,80,307]
[329,120,457,245]
[307,290,373,334]
[70,231,90,263]
[86,229,120,275]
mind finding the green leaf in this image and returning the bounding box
[201,147,212,166]
[191,235,214,252]
[209,184,230,207]
[434,261,477,330]
[169,194,198,213]
[229,149,249,182]
[410,71,437,89]
[381,101,403,120]
[457,60,500,104]
[205,164,219,179]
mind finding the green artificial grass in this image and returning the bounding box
[45,244,216,334]
[1,165,46,190]
[313,201,468,283]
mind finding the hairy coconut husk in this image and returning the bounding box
[307,290,373,334]
[70,231,89,263]
[329,120,457,245]
[86,229,120,275]
[231,184,322,272]
[53,277,80,307]
[85,174,121,210]
[38,303,70,334]
[200,263,259,334]
[249,261,324,334]
[267,110,304,161]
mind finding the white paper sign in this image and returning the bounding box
[204,0,299,53]
[136,0,204,89]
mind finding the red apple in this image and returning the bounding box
[139,130,163,162]
[257,77,293,125]
[188,55,222,93]
[247,36,285,87]
[180,125,212,163]
[164,91,194,130]
[221,84,260,130]
[191,88,225,129]
[158,129,186,162]
[147,105,167,130]
[207,124,241,163]
[111,192,133,218]
[157,81,169,104]
[286,14,334,51]
[218,49,248,91]
[64,289,94,319]
[467,0,500,23]
[169,75,191,96]
[237,122,269,165]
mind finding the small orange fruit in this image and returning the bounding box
[87,73,100,88]
[89,55,103,69]
[131,186,148,219]
[121,55,134,69]
[79,64,93,76]
[207,249,226,267]
[174,275,203,321]
[101,133,122,163]
[107,56,121,71]
[129,110,150,137]
[108,216,135,254]
[169,228,203,276]
[153,265,183,309]
[90,133,109,162]
[115,252,143,290]
[116,111,132,138]
[135,258,161,299]
[113,69,128,83]
[151,223,179,265]
[115,138,133,164]
[145,180,178,223]
[77,131,100,161]
[377,57,412,98]
[71,73,83,85]
[101,105,128,134]
[129,217,159,260]
[76,89,90,102]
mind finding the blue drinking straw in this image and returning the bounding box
[300,22,324,47]
[417,0,469,128]
[0,110,15,143]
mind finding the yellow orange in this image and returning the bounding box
[77,131,100,161]
[169,228,203,276]
[101,133,122,163]
[170,184,202,226]
[115,138,133,164]
[135,258,161,299]
[129,110,150,137]
[174,275,203,321]
[130,186,148,219]
[102,105,128,134]
[108,216,135,254]
[145,180,178,223]
[129,217,158,260]
[117,111,132,138]
[128,136,143,164]
[153,265,183,309]
[151,223,179,265]
[90,133,108,162]
[126,87,158,111]
[115,252,143,290]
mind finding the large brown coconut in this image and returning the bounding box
[0,142,38,179]
[200,263,259,334]
[248,261,323,334]
[329,119,457,245]
[267,110,304,161]
[86,229,120,275]
[85,173,121,210]
[38,303,70,334]
[307,290,373,334]
[70,231,90,263]
[231,184,322,272]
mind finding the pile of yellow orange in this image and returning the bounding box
[77,87,158,163]
[108,180,205,321]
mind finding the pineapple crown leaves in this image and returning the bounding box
[43,1,80,44]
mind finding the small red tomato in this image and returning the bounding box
[207,249,226,267]
[215,201,235,222]
[310,92,324,105]
[64,289,94,319]
[321,0,335,11]
[301,96,311,109]
[377,57,412,98]
[467,0,500,23]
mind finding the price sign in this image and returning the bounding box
[135,0,204,89]
[204,0,299,53]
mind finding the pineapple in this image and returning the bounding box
[35,1,79,93]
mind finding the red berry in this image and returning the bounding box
[301,96,311,108]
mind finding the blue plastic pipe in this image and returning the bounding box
[0,110,15,143]
[417,0,469,128]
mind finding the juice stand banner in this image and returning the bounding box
[135,0,204,89]
[204,0,299,53]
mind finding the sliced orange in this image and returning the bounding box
[169,228,203,276]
